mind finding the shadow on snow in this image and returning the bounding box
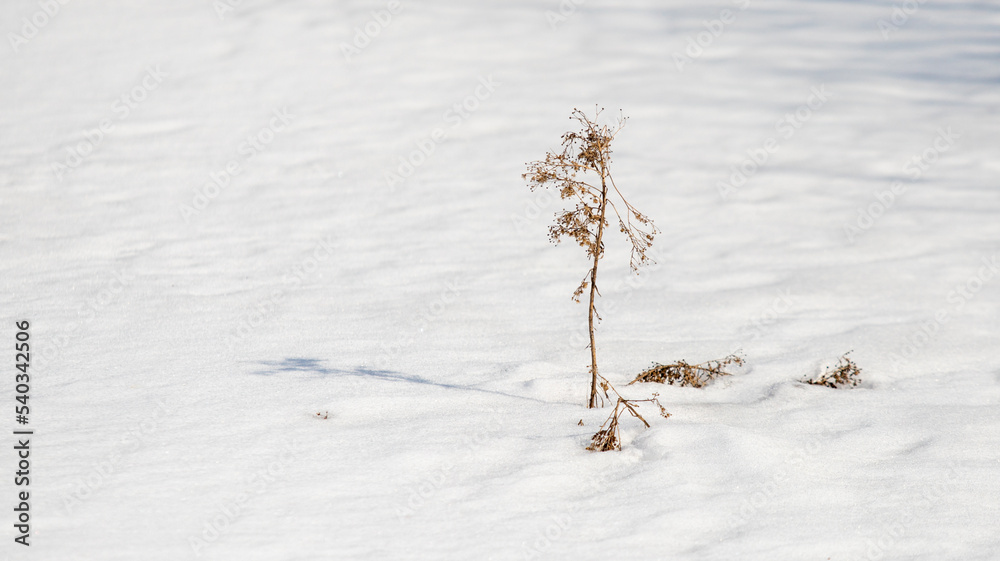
[252,357,551,404]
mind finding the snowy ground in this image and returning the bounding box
[2,0,999,559]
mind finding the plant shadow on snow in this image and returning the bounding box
[252,358,549,403]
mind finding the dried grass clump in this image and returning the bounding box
[804,353,862,388]
[587,393,670,452]
[628,354,745,388]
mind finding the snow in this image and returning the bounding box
[2,0,999,559]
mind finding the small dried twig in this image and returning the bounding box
[586,393,670,452]
[804,353,862,388]
[586,375,670,452]
[628,354,745,388]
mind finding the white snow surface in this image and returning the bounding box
[2,0,1000,559]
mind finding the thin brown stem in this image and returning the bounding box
[588,173,608,408]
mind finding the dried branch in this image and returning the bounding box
[586,390,671,452]
[803,353,862,388]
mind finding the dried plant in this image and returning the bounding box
[524,107,659,408]
[628,354,744,388]
[587,387,670,452]
[804,353,862,388]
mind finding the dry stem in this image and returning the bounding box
[523,107,659,408]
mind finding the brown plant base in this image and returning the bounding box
[587,393,670,452]
[628,354,745,388]
[804,353,862,388]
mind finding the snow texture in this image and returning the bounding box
[2,0,999,559]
